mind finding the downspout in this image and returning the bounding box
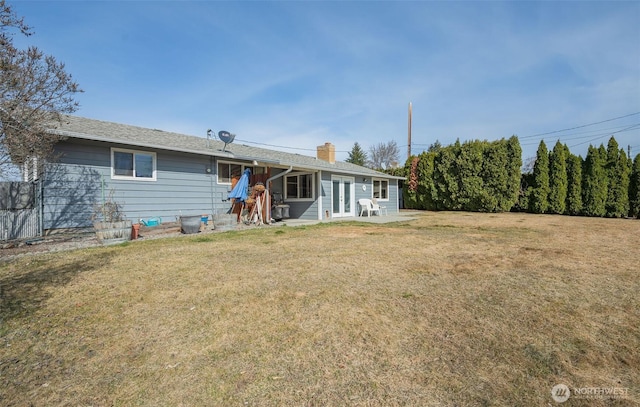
[209,156,215,219]
[38,178,44,237]
[265,166,293,224]
[317,171,323,220]
[101,173,106,207]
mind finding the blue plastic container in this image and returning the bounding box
[141,217,161,227]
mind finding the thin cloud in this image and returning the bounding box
[9,1,640,162]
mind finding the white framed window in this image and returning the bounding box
[111,148,156,181]
[217,162,243,184]
[372,179,389,200]
[285,173,314,201]
[217,161,267,185]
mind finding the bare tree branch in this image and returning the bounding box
[0,0,81,179]
[367,140,400,170]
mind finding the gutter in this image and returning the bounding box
[264,166,293,224]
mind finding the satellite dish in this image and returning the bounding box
[218,131,235,151]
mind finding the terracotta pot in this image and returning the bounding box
[131,223,141,240]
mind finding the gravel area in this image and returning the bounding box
[0,221,258,263]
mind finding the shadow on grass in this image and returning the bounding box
[0,250,117,328]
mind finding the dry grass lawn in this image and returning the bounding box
[1,211,638,406]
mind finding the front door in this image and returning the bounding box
[331,176,355,218]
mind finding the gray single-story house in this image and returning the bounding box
[39,116,403,231]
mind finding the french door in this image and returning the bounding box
[331,176,355,218]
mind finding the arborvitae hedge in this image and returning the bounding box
[529,141,550,214]
[481,137,522,212]
[582,145,608,217]
[548,141,568,214]
[565,152,583,215]
[506,136,523,209]
[403,138,521,212]
[403,135,637,218]
[416,151,435,210]
[604,137,630,218]
[433,142,461,210]
[630,154,640,218]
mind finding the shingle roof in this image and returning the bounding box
[50,116,403,179]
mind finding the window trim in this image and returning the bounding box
[111,148,157,181]
[372,178,389,201]
[285,172,315,202]
[216,161,243,185]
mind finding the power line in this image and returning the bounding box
[234,138,351,154]
[519,124,640,147]
[541,123,640,139]
[568,123,640,149]
[519,112,640,140]
[234,112,640,155]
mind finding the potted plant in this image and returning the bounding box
[92,190,132,243]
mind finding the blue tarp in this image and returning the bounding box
[228,168,251,203]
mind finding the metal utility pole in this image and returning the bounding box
[408,102,412,159]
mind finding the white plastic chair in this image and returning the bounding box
[372,198,387,216]
[358,198,380,217]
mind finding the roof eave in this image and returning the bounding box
[50,129,237,159]
[50,127,405,179]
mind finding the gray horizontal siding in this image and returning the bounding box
[319,172,332,219]
[319,171,399,218]
[43,140,400,230]
[289,200,318,220]
[44,141,232,229]
[354,177,398,215]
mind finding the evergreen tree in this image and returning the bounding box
[604,137,630,217]
[505,136,523,211]
[565,153,583,215]
[433,140,461,210]
[529,140,550,213]
[548,141,568,214]
[629,154,640,218]
[480,139,506,212]
[428,140,443,152]
[582,145,607,217]
[456,140,485,211]
[598,144,608,165]
[416,151,437,210]
[346,142,367,166]
[405,136,522,213]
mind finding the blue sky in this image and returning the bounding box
[10,0,640,163]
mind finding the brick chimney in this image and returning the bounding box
[317,142,336,164]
